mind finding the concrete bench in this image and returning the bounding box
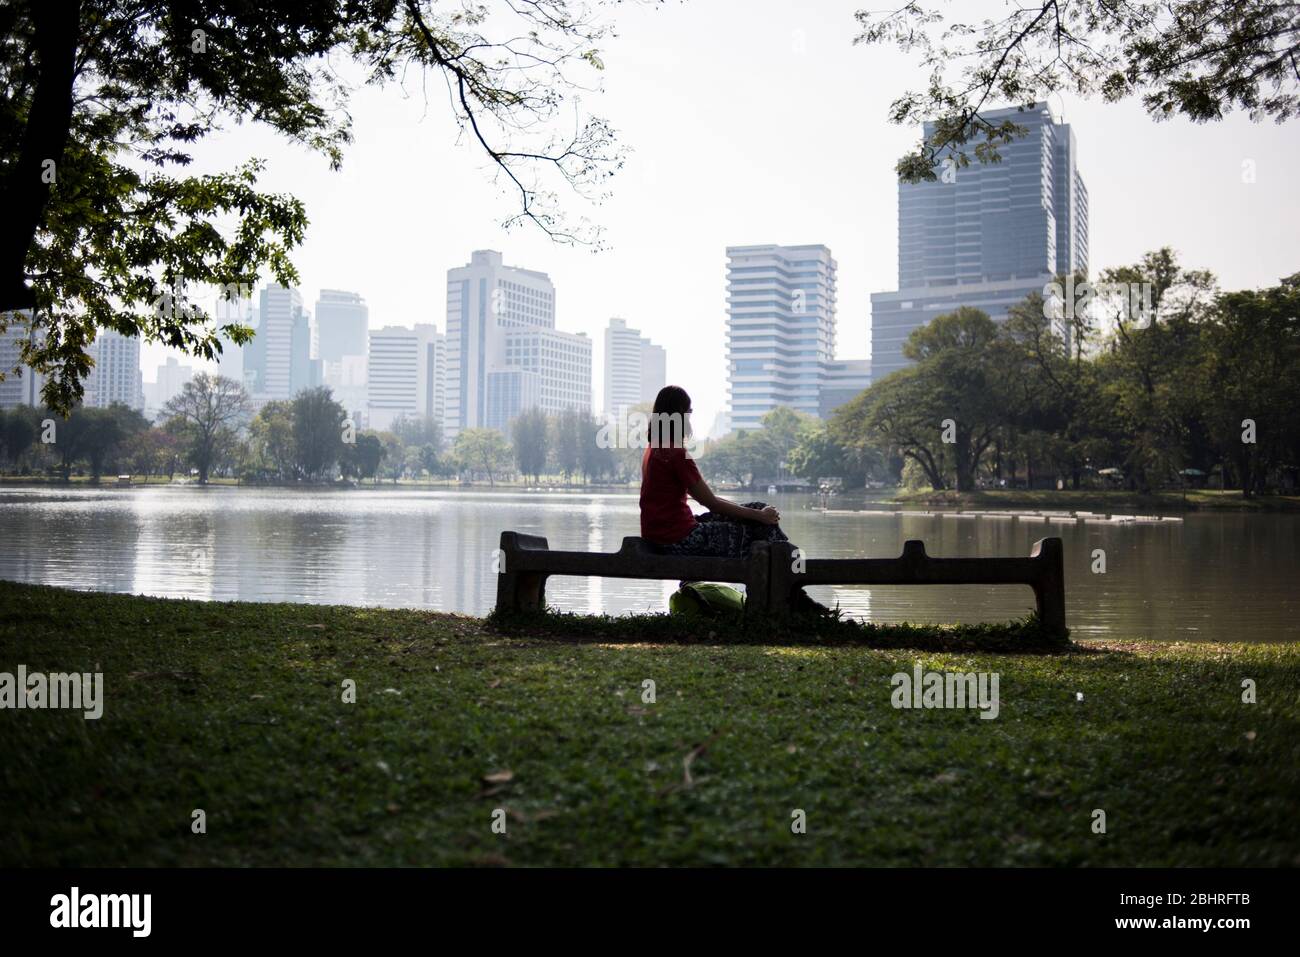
[494,531,772,615]
[494,530,1066,638]
[769,538,1066,636]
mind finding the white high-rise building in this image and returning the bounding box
[85,329,144,410]
[603,318,666,417]
[445,250,556,436]
[501,327,591,420]
[367,324,444,431]
[0,312,44,408]
[726,244,837,431]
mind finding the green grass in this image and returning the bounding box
[889,487,1300,512]
[1,580,1297,867]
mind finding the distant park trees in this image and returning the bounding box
[452,429,512,487]
[163,374,251,484]
[822,252,1300,495]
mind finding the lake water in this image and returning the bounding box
[0,485,1294,643]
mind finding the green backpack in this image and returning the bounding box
[669,581,746,618]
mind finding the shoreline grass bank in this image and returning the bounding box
[1,581,1297,867]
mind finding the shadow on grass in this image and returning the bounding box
[488,608,1089,655]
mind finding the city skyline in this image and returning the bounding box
[126,0,1300,434]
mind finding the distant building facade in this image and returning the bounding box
[246,284,315,401]
[84,330,144,411]
[818,359,872,419]
[0,312,44,408]
[144,356,193,419]
[366,324,443,431]
[603,317,666,417]
[726,244,838,431]
[502,327,591,418]
[315,290,369,365]
[445,250,589,435]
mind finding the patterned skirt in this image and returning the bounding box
[654,502,792,558]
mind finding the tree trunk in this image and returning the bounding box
[0,1,81,311]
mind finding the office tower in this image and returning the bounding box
[246,284,313,400]
[144,356,194,418]
[603,318,667,417]
[870,102,1089,379]
[366,324,442,431]
[818,359,872,419]
[444,250,555,436]
[725,244,837,431]
[84,329,144,410]
[0,312,44,408]
[315,290,369,364]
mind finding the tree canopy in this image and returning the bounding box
[0,0,628,412]
[855,1,1300,182]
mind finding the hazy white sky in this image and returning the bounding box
[144,0,1300,432]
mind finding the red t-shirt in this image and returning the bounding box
[640,446,702,544]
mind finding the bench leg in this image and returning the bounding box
[1030,538,1067,637]
[496,571,548,613]
[765,541,796,618]
[743,541,773,617]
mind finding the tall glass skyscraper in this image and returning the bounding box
[871,102,1088,378]
[726,244,837,431]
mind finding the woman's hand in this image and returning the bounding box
[756,505,781,525]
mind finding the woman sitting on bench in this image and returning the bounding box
[639,385,830,615]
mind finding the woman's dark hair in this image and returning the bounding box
[652,385,691,416]
[649,385,692,447]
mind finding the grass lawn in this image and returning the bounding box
[1,580,1297,867]
[889,487,1300,512]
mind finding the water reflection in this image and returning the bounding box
[0,485,1294,643]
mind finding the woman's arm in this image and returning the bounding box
[688,477,780,525]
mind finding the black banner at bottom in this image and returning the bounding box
[0,867,1290,943]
